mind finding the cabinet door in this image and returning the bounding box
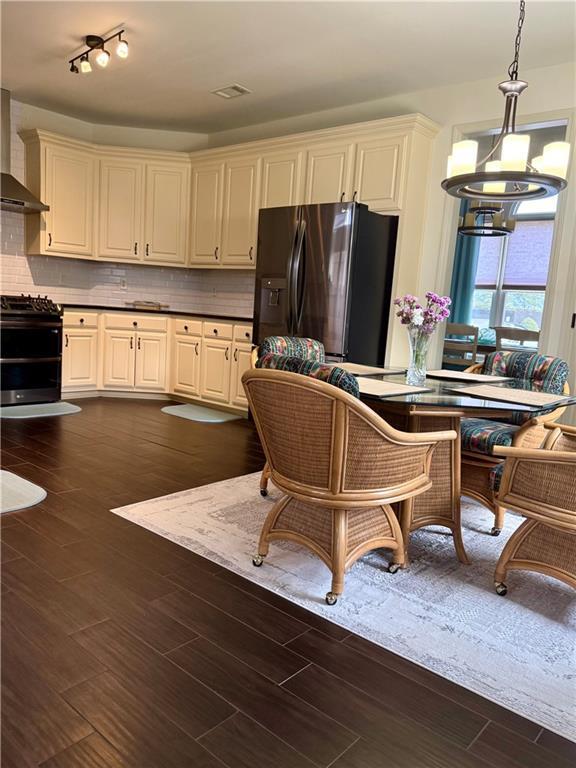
[353,136,405,210]
[98,158,144,260]
[189,163,224,265]
[200,338,231,403]
[304,141,355,204]
[229,342,252,407]
[260,150,304,209]
[103,330,135,389]
[221,156,261,267]
[172,335,201,396]
[44,143,95,256]
[144,164,190,264]
[135,332,168,391]
[62,329,98,390]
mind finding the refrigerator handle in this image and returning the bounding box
[286,208,301,334]
[291,219,306,334]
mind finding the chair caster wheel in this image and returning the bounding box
[388,563,402,574]
[252,555,265,567]
[490,527,501,537]
[495,582,508,596]
[260,489,268,497]
[325,592,338,606]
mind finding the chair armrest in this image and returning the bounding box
[494,446,576,462]
[544,422,576,435]
[397,429,457,444]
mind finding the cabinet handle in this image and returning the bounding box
[48,233,52,246]
[65,333,69,348]
[352,191,358,202]
[137,337,141,350]
[133,321,138,328]
[146,243,149,256]
[214,246,219,260]
[225,347,229,360]
[130,337,133,349]
[80,317,84,324]
[249,246,254,261]
[184,325,189,332]
[195,343,199,356]
[213,328,218,336]
[234,348,238,361]
[245,331,250,339]
[340,192,345,203]
[134,242,138,255]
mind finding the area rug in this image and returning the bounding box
[112,473,576,740]
[0,402,81,418]
[161,404,241,423]
[0,470,47,513]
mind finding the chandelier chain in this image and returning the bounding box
[508,0,526,81]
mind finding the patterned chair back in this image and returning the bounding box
[481,350,570,425]
[256,353,359,399]
[259,336,325,362]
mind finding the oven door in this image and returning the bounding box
[0,321,62,360]
[0,319,62,405]
[1,359,62,405]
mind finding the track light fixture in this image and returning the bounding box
[69,30,128,74]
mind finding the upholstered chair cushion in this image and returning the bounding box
[256,352,360,398]
[460,418,520,455]
[490,463,504,493]
[259,336,325,362]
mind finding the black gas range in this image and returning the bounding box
[0,294,63,405]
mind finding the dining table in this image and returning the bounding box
[358,370,576,565]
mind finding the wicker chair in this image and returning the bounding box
[242,367,456,605]
[461,351,570,536]
[490,423,576,596]
[252,336,327,497]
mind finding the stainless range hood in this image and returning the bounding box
[1,89,49,214]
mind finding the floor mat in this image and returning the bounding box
[161,403,241,423]
[0,402,81,418]
[0,470,47,513]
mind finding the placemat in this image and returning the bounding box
[337,363,401,376]
[427,370,510,383]
[452,384,570,407]
[357,378,431,397]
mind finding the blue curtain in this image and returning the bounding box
[449,201,481,324]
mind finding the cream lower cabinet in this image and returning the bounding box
[135,332,167,391]
[62,329,98,390]
[230,342,252,407]
[103,330,136,389]
[200,338,232,403]
[172,335,202,396]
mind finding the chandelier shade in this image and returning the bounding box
[442,0,570,204]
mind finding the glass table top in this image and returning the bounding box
[358,370,576,412]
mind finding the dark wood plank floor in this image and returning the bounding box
[1,398,574,767]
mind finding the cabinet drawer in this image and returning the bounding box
[203,321,233,340]
[63,311,99,329]
[234,324,253,343]
[173,318,203,336]
[103,313,168,333]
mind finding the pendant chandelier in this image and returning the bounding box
[442,0,570,203]
[458,203,515,238]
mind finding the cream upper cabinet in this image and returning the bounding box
[220,156,261,267]
[172,334,202,396]
[43,142,95,256]
[144,163,190,265]
[189,162,224,266]
[103,329,136,389]
[201,337,231,403]
[98,158,144,260]
[353,135,406,211]
[229,342,252,407]
[260,149,304,209]
[304,141,355,204]
[135,332,167,391]
[62,329,98,390]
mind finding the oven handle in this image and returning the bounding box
[0,356,62,364]
[0,321,62,329]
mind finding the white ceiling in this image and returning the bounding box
[1,1,574,133]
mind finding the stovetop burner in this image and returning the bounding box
[1,293,62,316]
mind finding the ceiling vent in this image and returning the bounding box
[211,83,252,100]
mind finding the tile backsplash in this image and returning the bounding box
[0,101,255,318]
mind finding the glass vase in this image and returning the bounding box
[406,326,432,386]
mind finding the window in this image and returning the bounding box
[470,196,557,332]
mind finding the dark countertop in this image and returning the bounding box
[62,304,254,323]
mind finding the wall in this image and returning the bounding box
[0,101,255,318]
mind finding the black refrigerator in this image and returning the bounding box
[253,202,398,365]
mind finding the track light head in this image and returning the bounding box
[79,55,91,74]
[116,36,129,58]
[95,48,110,68]
[70,62,79,74]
